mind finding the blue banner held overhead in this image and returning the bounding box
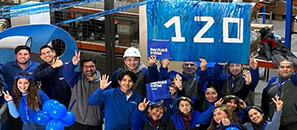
[146,1,252,64]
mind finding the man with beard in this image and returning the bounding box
[33,45,71,107]
[262,60,297,130]
[63,51,103,130]
[0,45,39,130]
[0,45,39,93]
[109,47,159,97]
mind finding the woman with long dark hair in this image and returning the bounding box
[243,96,283,130]
[194,83,221,112]
[3,72,49,130]
[207,105,242,130]
[193,84,221,130]
[222,95,249,123]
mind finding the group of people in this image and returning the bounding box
[0,45,296,130]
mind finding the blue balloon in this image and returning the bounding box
[34,110,51,125]
[43,100,60,112]
[225,127,240,130]
[45,119,64,130]
[49,103,67,119]
[61,111,75,126]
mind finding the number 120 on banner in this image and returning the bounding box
[146,1,252,64]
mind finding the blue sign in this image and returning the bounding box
[147,40,171,59]
[146,79,172,101]
[147,1,252,63]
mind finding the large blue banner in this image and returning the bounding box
[147,0,252,63]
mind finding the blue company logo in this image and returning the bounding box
[130,101,137,105]
[0,24,77,63]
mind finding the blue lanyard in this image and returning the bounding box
[276,77,290,96]
[23,97,30,121]
[276,78,290,88]
[231,77,235,92]
[261,121,268,130]
[230,77,244,93]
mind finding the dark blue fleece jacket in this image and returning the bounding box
[168,106,214,130]
[88,87,142,130]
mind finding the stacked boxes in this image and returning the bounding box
[117,20,137,47]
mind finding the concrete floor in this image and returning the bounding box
[254,20,297,105]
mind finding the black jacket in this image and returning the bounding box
[33,63,71,107]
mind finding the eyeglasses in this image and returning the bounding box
[83,65,96,69]
[184,63,195,67]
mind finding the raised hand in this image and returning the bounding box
[72,50,81,65]
[174,74,183,90]
[148,56,157,67]
[138,98,150,111]
[272,95,283,111]
[222,118,231,126]
[238,99,247,109]
[3,91,12,101]
[249,56,258,70]
[243,69,251,85]
[199,58,207,71]
[214,98,224,107]
[51,57,63,68]
[99,74,112,90]
[161,59,170,68]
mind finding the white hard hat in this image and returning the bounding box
[123,47,141,58]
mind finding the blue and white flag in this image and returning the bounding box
[147,0,252,63]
